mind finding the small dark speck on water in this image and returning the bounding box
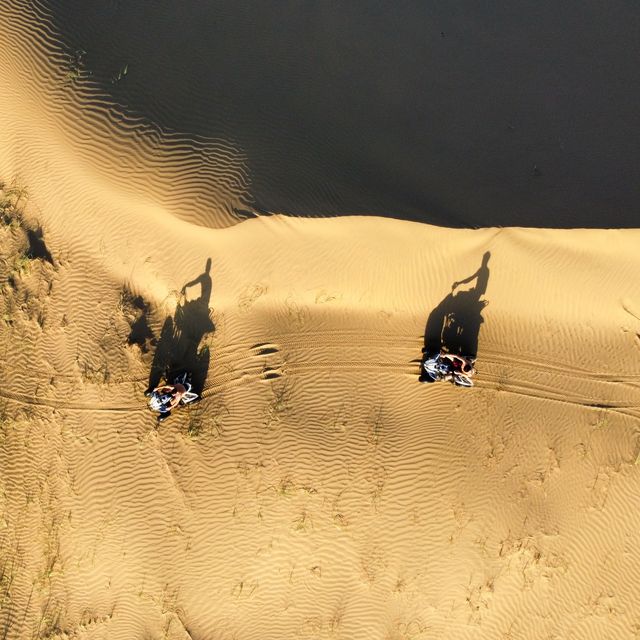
[532,164,542,177]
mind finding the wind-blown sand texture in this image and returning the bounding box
[2,2,640,639]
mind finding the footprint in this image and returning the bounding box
[262,368,282,380]
[243,343,286,382]
[250,343,280,356]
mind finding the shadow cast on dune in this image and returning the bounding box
[422,252,490,359]
[146,259,215,395]
[45,1,640,227]
[126,294,154,353]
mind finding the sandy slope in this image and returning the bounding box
[2,195,640,640]
[2,2,640,640]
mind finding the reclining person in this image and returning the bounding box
[440,353,474,385]
[441,352,475,374]
[420,350,475,384]
[147,382,186,422]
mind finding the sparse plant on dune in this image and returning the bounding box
[1,313,11,329]
[237,282,267,311]
[284,294,309,327]
[183,398,228,440]
[0,181,28,221]
[368,466,386,511]
[1,180,55,293]
[366,404,384,446]
[111,63,129,84]
[79,357,111,385]
[592,410,609,430]
[384,619,430,640]
[332,511,348,529]
[185,413,203,439]
[115,287,139,315]
[292,509,313,533]
[33,596,65,640]
[259,476,296,499]
[32,535,67,637]
[264,383,290,430]
[136,586,189,640]
[325,403,349,434]
[64,49,88,85]
[11,251,31,276]
[236,460,266,478]
[331,488,349,529]
[0,548,19,632]
[495,366,510,392]
[360,548,387,585]
[231,578,258,599]
[0,250,53,331]
[257,474,317,502]
[0,404,8,445]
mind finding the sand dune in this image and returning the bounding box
[2,2,640,639]
[2,192,640,639]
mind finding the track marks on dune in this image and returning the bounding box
[202,336,419,398]
[0,328,638,420]
[218,331,640,390]
[250,342,284,380]
[479,361,640,419]
[207,333,640,420]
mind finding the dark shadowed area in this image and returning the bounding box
[53,0,640,227]
[146,259,214,395]
[423,252,490,359]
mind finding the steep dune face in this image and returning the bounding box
[0,0,251,230]
[2,2,640,640]
[9,0,640,227]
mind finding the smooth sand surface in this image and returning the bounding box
[1,2,640,639]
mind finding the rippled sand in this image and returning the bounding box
[1,2,640,639]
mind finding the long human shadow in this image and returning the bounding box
[146,258,215,395]
[422,252,490,359]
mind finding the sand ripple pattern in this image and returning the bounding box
[1,9,640,635]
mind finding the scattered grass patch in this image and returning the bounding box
[292,510,313,533]
[366,404,384,446]
[183,400,228,440]
[111,63,128,84]
[65,49,88,84]
[264,383,290,430]
[0,181,27,221]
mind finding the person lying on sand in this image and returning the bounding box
[440,352,475,375]
[420,350,475,386]
[434,353,474,385]
[146,383,186,422]
[145,372,201,422]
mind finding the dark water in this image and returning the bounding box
[55,1,640,227]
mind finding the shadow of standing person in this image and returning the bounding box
[422,252,490,365]
[146,258,215,395]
